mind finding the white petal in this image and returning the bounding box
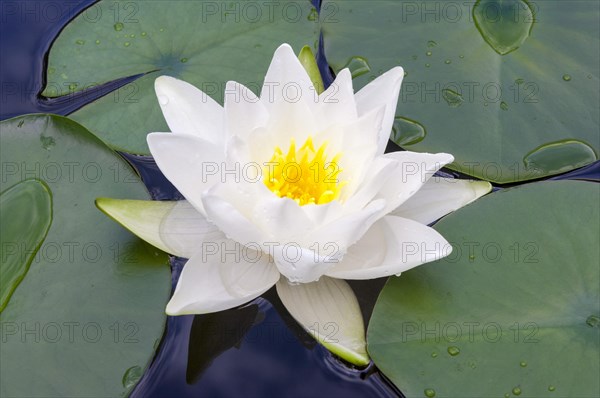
[322,106,384,197]
[260,44,315,110]
[271,245,338,284]
[235,126,280,169]
[158,201,224,257]
[338,105,383,153]
[301,200,345,226]
[303,199,386,251]
[224,81,268,139]
[251,196,314,241]
[147,132,224,215]
[224,131,261,167]
[314,68,358,128]
[205,183,338,283]
[326,215,452,280]
[166,242,280,315]
[377,151,454,214]
[201,183,266,246]
[392,177,493,225]
[155,76,225,146]
[95,199,221,258]
[343,156,397,210]
[257,45,319,150]
[262,89,318,151]
[276,277,369,366]
[355,67,404,154]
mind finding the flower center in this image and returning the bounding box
[263,136,346,206]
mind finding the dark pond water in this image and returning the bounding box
[1,1,598,397]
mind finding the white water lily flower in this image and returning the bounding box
[97,44,491,366]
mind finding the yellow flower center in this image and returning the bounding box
[263,136,346,206]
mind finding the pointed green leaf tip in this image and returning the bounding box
[95,198,220,259]
[95,198,175,255]
[298,46,325,95]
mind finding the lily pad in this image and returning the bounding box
[321,0,599,183]
[0,115,170,397]
[0,179,52,312]
[368,181,600,397]
[43,0,320,154]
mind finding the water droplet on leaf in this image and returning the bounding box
[427,40,437,48]
[523,139,598,175]
[424,388,436,397]
[562,74,572,81]
[342,56,371,79]
[40,135,56,150]
[473,0,534,55]
[512,386,522,396]
[519,361,527,367]
[114,22,124,31]
[122,366,142,389]
[442,89,464,107]
[75,39,85,45]
[447,346,460,356]
[392,117,427,146]
[586,315,599,327]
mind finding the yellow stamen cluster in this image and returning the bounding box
[263,136,346,206]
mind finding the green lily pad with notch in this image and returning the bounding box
[0,115,170,397]
[0,179,52,312]
[367,180,600,398]
[43,0,320,154]
[321,0,599,183]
